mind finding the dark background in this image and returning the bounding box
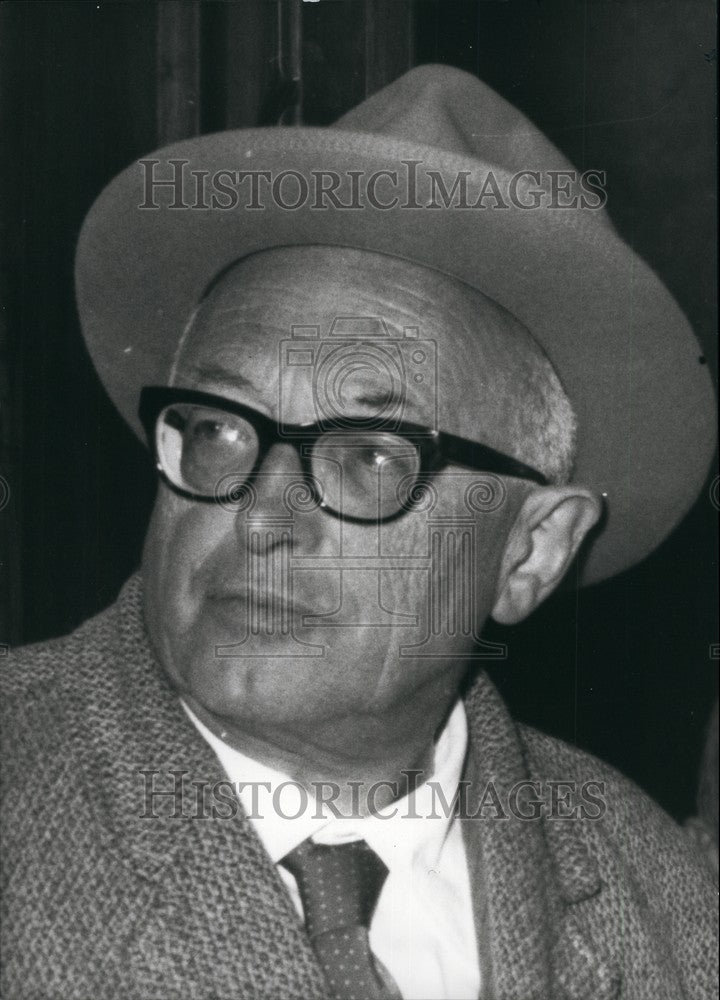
[1,0,716,821]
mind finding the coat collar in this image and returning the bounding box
[76,573,619,999]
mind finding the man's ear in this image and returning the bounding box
[492,485,602,624]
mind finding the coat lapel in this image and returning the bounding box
[76,574,330,998]
[461,672,621,1000]
[460,672,554,999]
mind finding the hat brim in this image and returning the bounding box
[75,127,716,584]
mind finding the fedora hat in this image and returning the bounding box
[75,64,715,584]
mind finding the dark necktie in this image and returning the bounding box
[281,838,402,999]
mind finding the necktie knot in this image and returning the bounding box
[281,838,402,997]
[281,838,389,940]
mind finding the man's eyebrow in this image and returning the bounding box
[180,362,259,393]
[353,389,402,408]
[353,389,422,420]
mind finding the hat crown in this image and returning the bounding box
[335,64,576,176]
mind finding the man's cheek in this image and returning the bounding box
[378,568,426,617]
[143,498,219,628]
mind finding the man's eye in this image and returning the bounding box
[189,419,241,445]
[358,446,393,468]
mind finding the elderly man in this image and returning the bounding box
[2,67,717,1000]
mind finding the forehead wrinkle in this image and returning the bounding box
[201,248,458,339]
[199,277,328,329]
[177,361,259,391]
[192,248,490,351]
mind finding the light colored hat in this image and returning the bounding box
[75,64,715,584]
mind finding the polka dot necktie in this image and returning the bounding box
[281,838,403,999]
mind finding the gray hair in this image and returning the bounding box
[507,351,578,486]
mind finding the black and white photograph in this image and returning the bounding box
[1,2,717,998]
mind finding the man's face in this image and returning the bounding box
[142,247,532,742]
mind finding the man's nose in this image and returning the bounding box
[233,442,326,552]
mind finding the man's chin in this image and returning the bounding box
[179,650,354,734]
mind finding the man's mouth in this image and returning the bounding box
[207,590,320,631]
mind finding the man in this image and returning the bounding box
[2,66,717,1000]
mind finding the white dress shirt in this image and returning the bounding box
[182,700,481,1000]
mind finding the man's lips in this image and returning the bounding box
[206,590,319,622]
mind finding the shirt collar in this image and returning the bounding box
[181,699,468,872]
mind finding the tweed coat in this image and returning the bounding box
[1,574,717,1000]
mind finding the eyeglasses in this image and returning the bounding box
[138,386,548,524]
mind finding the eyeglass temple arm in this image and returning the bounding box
[438,432,549,486]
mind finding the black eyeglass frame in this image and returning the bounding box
[139,385,549,524]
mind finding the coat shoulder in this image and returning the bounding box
[2,593,125,691]
[519,722,714,878]
[519,724,718,997]
[0,579,142,780]
[520,724,692,835]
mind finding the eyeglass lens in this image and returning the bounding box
[158,404,260,496]
[156,404,422,519]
